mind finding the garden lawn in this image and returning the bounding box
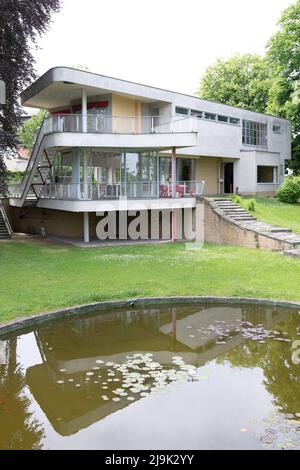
[240,197,300,234]
[1,239,300,323]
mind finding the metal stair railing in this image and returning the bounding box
[18,118,48,204]
[0,199,13,237]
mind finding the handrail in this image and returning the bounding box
[38,180,205,201]
[17,117,47,203]
[41,114,196,135]
[0,199,13,236]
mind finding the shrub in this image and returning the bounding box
[247,199,256,211]
[231,194,242,204]
[277,176,300,203]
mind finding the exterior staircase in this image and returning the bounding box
[0,200,12,239]
[207,197,300,252]
[7,118,56,206]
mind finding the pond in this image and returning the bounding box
[0,302,300,450]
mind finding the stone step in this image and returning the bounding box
[231,217,256,222]
[211,198,231,202]
[223,210,249,215]
[268,228,292,233]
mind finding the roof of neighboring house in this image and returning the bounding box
[17,147,30,160]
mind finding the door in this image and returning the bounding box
[224,163,234,194]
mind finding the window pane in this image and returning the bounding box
[257,166,276,183]
[218,115,228,122]
[243,120,267,146]
[205,112,216,120]
[191,109,202,118]
[175,106,188,115]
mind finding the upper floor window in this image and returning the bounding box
[217,115,228,123]
[273,124,281,134]
[242,120,268,147]
[230,117,240,125]
[205,112,216,121]
[175,106,188,115]
[191,109,203,118]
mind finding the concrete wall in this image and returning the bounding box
[195,157,220,195]
[9,206,190,241]
[203,201,295,251]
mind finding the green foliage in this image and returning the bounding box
[18,110,48,149]
[277,176,300,203]
[247,199,256,211]
[231,194,242,204]
[198,54,273,113]
[240,196,300,234]
[6,170,25,182]
[198,1,300,171]
[266,0,300,171]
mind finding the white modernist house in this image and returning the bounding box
[7,67,291,242]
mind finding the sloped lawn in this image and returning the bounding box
[240,197,300,234]
[1,239,300,323]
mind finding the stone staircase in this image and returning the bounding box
[207,197,300,254]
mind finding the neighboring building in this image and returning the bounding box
[7,67,291,242]
[4,115,31,172]
[5,146,30,172]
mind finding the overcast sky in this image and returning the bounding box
[32,0,293,95]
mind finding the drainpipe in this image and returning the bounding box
[82,88,87,132]
[83,212,89,243]
[172,146,176,241]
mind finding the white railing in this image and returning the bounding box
[42,114,197,135]
[38,181,205,201]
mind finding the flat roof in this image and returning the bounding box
[21,66,290,122]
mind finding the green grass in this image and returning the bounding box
[1,239,300,323]
[239,197,300,234]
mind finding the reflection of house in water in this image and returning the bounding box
[26,304,292,436]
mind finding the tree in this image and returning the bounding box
[197,54,273,113]
[18,110,48,150]
[0,0,61,195]
[0,338,44,449]
[266,0,300,172]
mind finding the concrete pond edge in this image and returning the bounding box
[1,296,300,337]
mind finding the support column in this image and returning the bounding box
[83,149,89,199]
[82,88,87,132]
[83,212,89,243]
[172,146,177,241]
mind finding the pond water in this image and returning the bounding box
[0,302,300,450]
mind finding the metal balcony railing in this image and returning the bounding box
[37,181,205,201]
[42,114,197,135]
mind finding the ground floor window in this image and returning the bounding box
[257,166,278,183]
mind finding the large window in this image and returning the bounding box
[242,120,268,147]
[257,166,278,183]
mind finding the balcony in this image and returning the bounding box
[38,180,204,201]
[43,114,197,135]
[37,114,198,151]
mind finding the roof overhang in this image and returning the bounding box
[21,67,174,109]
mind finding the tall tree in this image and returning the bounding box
[0,0,61,195]
[266,0,300,172]
[18,109,48,150]
[197,54,273,113]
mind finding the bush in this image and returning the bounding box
[231,194,242,204]
[247,199,256,211]
[277,176,300,203]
